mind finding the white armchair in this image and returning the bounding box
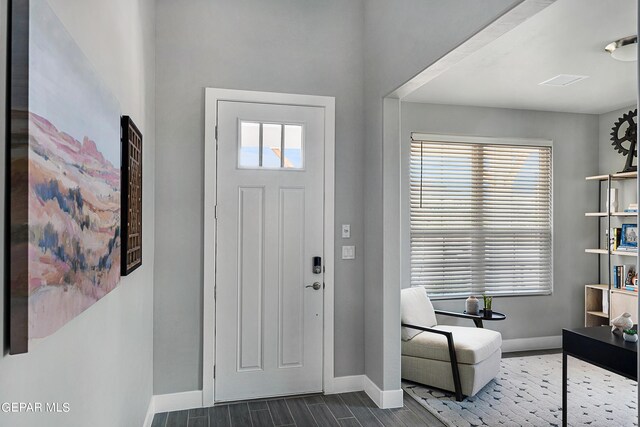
[400,287,502,401]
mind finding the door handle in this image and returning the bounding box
[306,282,321,290]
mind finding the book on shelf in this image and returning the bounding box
[608,227,622,251]
[624,285,638,292]
[613,264,636,289]
[624,203,638,213]
[615,245,637,252]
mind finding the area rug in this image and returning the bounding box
[403,353,637,427]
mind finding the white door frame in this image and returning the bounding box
[203,88,335,405]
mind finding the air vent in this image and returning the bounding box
[539,74,589,87]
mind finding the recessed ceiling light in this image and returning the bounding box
[605,35,637,62]
[539,74,589,87]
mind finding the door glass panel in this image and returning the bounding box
[239,121,303,169]
[262,123,283,168]
[239,122,260,168]
[284,125,303,169]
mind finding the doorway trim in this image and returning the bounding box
[203,88,336,405]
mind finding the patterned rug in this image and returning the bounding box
[403,353,637,427]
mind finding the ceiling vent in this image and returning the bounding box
[539,74,589,87]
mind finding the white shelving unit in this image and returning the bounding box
[584,171,638,327]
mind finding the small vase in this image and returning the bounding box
[465,296,479,315]
[483,309,493,318]
[623,332,638,343]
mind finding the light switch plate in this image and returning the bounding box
[342,245,355,260]
[341,224,351,239]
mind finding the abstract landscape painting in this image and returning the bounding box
[8,0,121,353]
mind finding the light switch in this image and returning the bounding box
[341,224,351,239]
[342,245,355,260]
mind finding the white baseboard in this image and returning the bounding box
[144,390,203,424]
[502,335,562,353]
[363,376,403,409]
[326,375,365,394]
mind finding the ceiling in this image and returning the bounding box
[403,0,637,114]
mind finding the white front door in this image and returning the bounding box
[215,100,325,401]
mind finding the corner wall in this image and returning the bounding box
[400,102,600,340]
[362,0,520,391]
[0,0,156,425]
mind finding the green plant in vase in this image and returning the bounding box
[482,294,493,318]
[623,329,638,343]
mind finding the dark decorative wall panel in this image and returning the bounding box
[121,116,143,275]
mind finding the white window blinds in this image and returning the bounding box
[410,137,552,298]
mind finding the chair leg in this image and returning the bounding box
[445,334,464,401]
[454,387,464,402]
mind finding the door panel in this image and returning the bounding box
[215,101,324,401]
[279,188,305,368]
[237,186,264,371]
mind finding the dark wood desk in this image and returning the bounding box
[562,326,637,427]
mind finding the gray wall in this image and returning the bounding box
[400,102,600,340]
[154,0,366,394]
[362,0,520,389]
[0,0,156,426]
[598,105,638,284]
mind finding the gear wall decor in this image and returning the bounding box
[611,109,638,173]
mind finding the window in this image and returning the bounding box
[239,121,304,169]
[409,136,552,298]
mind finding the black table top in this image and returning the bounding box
[461,309,506,320]
[563,326,638,353]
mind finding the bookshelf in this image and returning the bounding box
[584,171,638,327]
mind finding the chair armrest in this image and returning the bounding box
[401,323,463,401]
[401,323,452,337]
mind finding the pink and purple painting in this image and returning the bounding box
[8,0,121,353]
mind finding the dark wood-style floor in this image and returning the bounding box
[152,350,562,427]
[151,391,446,427]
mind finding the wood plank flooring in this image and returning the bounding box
[151,391,446,427]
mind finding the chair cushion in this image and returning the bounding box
[401,287,437,341]
[401,325,502,365]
